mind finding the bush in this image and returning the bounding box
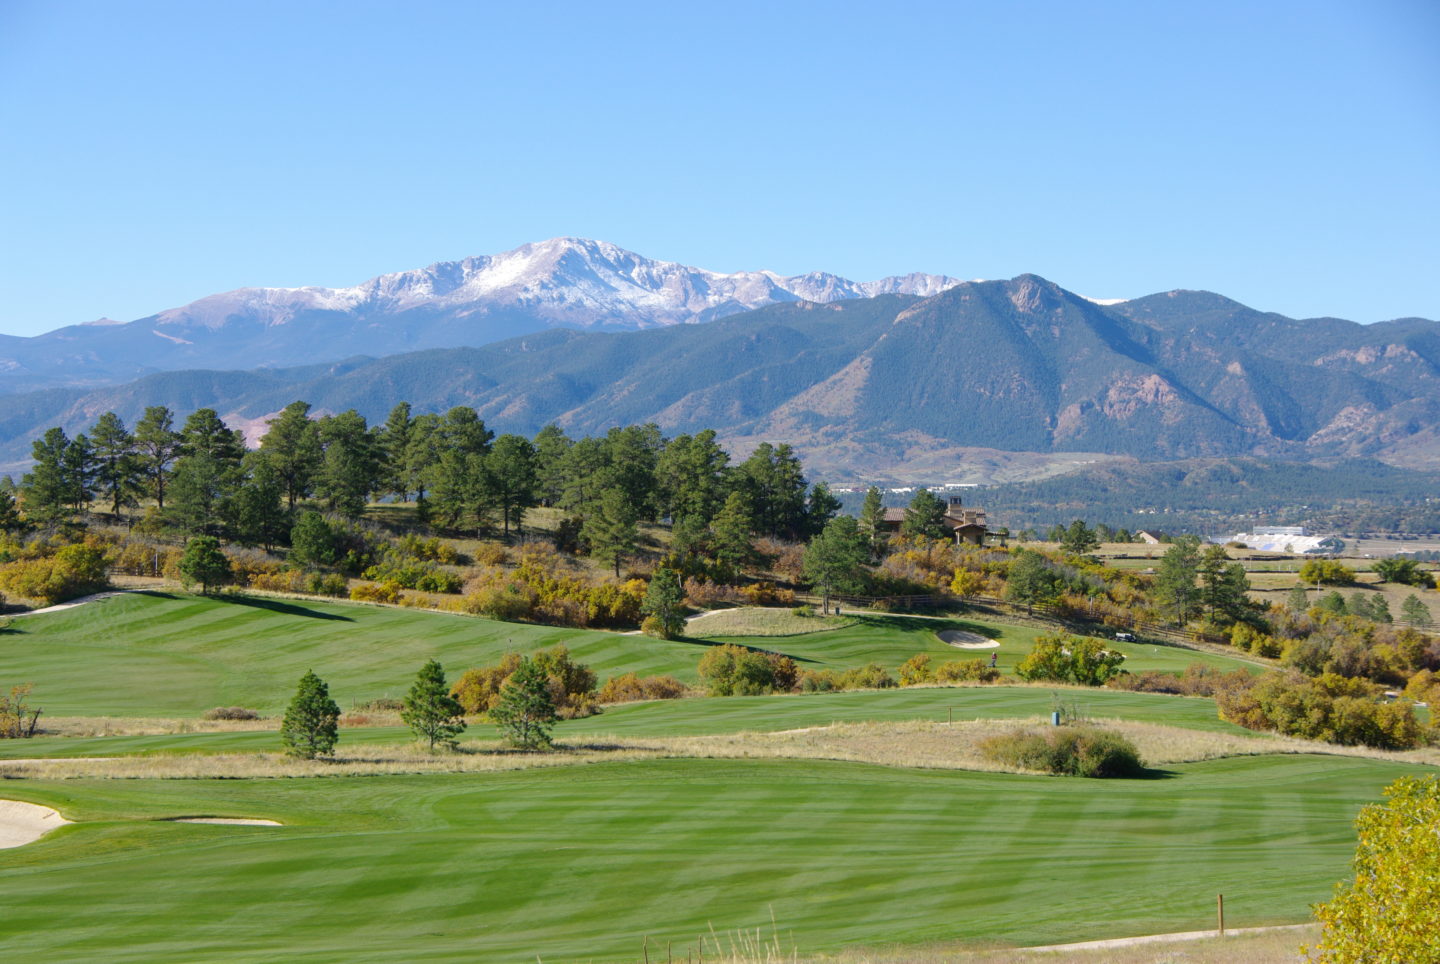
[1016,633,1125,686]
[350,581,404,604]
[0,544,111,606]
[307,572,349,597]
[597,673,688,703]
[451,646,600,719]
[1217,670,1426,749]
[202,706,260,721]
[979,725,1146,778]
[934,659,1001,683]
[898,653,933,686]
[697,644,798,695]
[1106,663,1252,697]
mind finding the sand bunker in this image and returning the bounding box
[169,817,281,826]
[0,799,72,849]
[937,629,1000,650]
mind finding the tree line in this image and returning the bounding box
[14,402,841,572]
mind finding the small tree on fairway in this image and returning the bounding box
[280,670,340,759]
[492,655,557,750]
[802,515,869,613]
[177,535,232,594]
[402,659,466,750]
[1401,594,1434,628]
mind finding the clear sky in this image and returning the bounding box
[1,0,1437,336]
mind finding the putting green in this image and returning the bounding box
[0,754,1426,962]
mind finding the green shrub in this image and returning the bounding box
[1016,633,1125,685]
[979,725,1146,778]
[898,653,933,686]
[202,706,260,721]
[934,659,1001,683]
[698,644,798,695]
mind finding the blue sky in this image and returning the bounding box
[1,0,1436,336]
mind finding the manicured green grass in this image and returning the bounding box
[0,754,1426,962]
[5,593,1256,718]
[0,686,1258,759]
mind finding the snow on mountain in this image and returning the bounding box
[148,237,965,332]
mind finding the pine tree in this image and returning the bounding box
[485,434,538,538]
[89,411,140,517]
[280,670,340,759]
[583,486,639,577]
[901,488,948,541]
[177,535,232,594]
[313,410,381,519]
[641,566,686,639]
[1401,594,1433,628]
[1154,536,1203,625]
[133,406,182,510]
[802,515,870,613]
[1059,519,1100,556]
[492,655,557,750]
[709,490,756,577]
[402,659,467,751]
[259,400,321,512]
[858,485,887,559]
[21,427,75,525]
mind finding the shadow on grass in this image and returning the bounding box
[224,595,354,621]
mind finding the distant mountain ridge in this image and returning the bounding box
[0,238,963,393]
[2,275,1437,481]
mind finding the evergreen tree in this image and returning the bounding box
[804,482,842,540]
[802,515,870,612]
[492,655,557,750]
[424,407,493,529]
[641,566,686,639]
[858,485,888,560]
[655,429,728,525]
[21,427,75,525]
[170,410,244,535]
[486,434,538,538]
[1198,544,1251,623]
[600,424,663,521]
[709,490,757,577]
[1287,584,1312,613]
[313,410,381,518]
[289,511,338,568]
[1401,594,1433,628]
[531,423,573,507]
[89,412,140,516]
[280,670,341,759]
[231,456,289,550]
[583,486,639,577]
[735,442,808,540]
[1154,536,1203,625]
[1059,519,1100,556]
[60,433,95,513]
[901,488,948,541]
[402,412,441,509]
[0,479,24,533]
[377,401,415,501]
[177,535,232,594]
[401,659,467,751]
[259,400,321,512]
[133,405,182,510]
[1005,549,1064,615]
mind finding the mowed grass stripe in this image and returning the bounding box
[9,592,1259,717]
[0,755,1428,962]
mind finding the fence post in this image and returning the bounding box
[1217,893,1224,935]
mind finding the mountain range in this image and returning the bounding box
[0,238,962,394]
[2,257,1437,483]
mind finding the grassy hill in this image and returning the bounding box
[4,592,1258,717]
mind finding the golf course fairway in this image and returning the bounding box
[0,753,1421,962]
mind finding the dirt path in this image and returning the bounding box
[1025,923,1312,953]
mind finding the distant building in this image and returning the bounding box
[1135,530,1163,544]
[1253,526,1308,537]
[1231,531,1344,555]
[881,496,989,545]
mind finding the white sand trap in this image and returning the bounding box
[937,629,1000,650]
[169,817,281,826]
[0,799,72,849]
